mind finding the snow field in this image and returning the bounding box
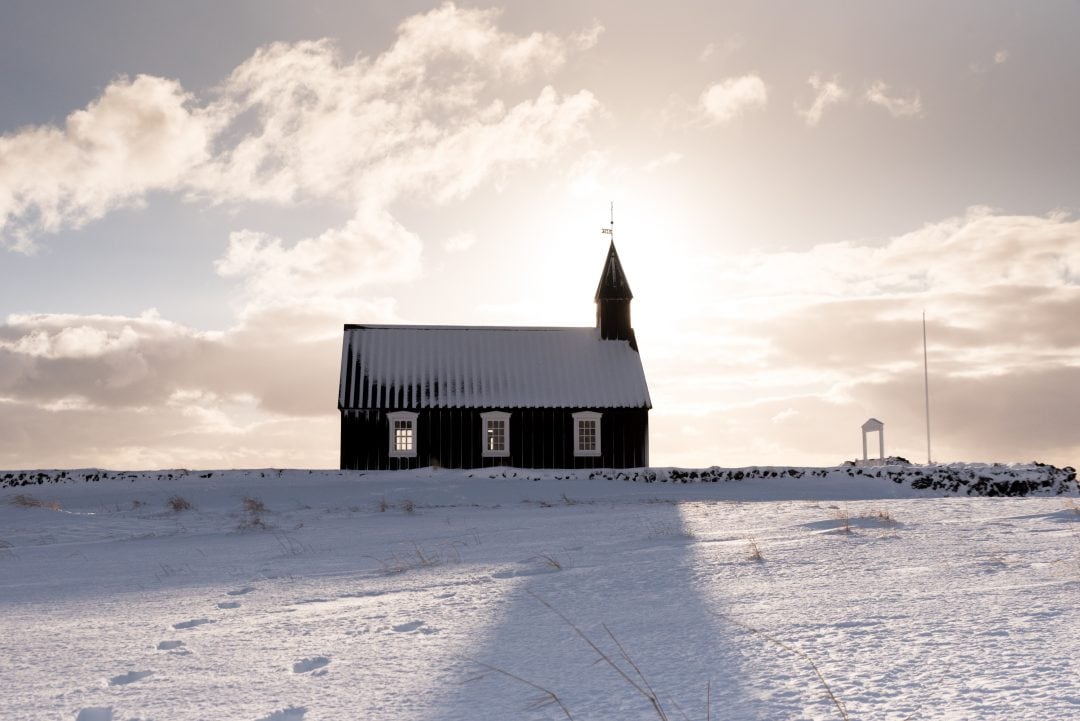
[0,469,1077,720]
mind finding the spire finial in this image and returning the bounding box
[601,201,614,241]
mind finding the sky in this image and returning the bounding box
[1,1,1079,470]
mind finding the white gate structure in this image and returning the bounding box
[861,418,885,463]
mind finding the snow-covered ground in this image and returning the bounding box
[1,466,1078,721]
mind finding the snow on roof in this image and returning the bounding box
[339,325,652,410]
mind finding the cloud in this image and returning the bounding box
[1,310,204,404]
[214,206,423,334]
[5,5,1075,471]
[0,305,347,420]
[796,74,847,126]
[0,390,335,469]
[0,3,602,469]
[4,206,1079,469]
[199,2,601,380]
[3,1,597,339]
[699,75,768,125]
[194,16,593,208]
[645,207,1080,466]
[711,206,1080,300]
[0,3,598,347]
[443,231,478,253]
[770,408,799,424]
[864,80,923,118]
[970,49,1011,74]
[0,75,212,251]
[642,152,683,173]
[571,21,604,51]
[0,2,596,246]
[698,36,744,63]
[566,149,610,196]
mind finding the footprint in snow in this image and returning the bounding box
[292,657,330,674]
[217,601,241,609]
[109,670,153,686]
[256,707,307,721]
[173,618,215,630]
[391,620,437,634]
[227,586,255,596]
[491,565,556,579]
[76,708,113,721]
[157,640,184,650]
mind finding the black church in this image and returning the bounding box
[337,240,651,470]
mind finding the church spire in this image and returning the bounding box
[595,240,634,343]
[594,240,634,302]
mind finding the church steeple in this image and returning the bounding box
[595,240,634,344]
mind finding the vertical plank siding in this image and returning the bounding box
[340,408,649,470]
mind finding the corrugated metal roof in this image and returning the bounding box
[338,325,651,410]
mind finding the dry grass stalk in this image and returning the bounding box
[273,532,306,556]
[529,591,671,721]
[719,615,849,721]
[371,543,442,574]
[242,496,266,514]
[746,537,764,562]
[466,658,575,720]
[535,553,564,571]
[832,510,852,534]
[167,495,192,512]
[238,514,268,530]
[602,623,670,721]
[238,496,269,530]
[11,494,61,511]
[474,594,718,720]
[865,508,898,524]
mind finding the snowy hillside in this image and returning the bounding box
[2,466,1078,720]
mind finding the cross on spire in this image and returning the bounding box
[601,201,614,239]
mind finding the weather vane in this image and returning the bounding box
[601,201,614,240]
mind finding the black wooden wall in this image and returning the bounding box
[340,408,649,470]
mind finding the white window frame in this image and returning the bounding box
[388,411,418,458]
[480,411,511,458]
[573,411,602,457]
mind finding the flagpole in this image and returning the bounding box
[923,311,932,464]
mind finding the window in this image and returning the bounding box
[480,411,510,458]
[573,411,602,457]
[387,411,418,458]
[578,419,597,451]
[394,422,414,453]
